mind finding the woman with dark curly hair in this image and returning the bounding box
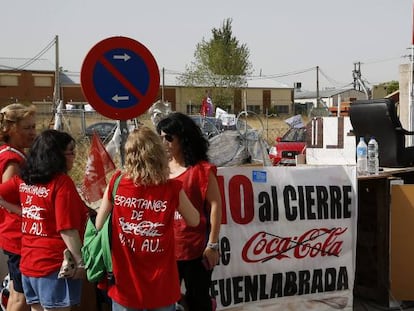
[0,103,36,311]
[157,112,222,311]
[0,129,88,311]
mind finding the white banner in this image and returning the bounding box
[213,166,357,311]
[306,117,355,165]
[284,114,304,128]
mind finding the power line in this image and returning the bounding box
[360,55,403,65]
[318,68,349,88]
[254,67,316,79]
[14,37,56,70]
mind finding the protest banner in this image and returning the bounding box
[213,165,357,311]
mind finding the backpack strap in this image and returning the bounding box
[105,173,122,284]
[111,174,122,204]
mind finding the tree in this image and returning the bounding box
[178,18,252,108]
[374,80,399,96]
[385,80,399,94]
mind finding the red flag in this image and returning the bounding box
[82,133,116,203]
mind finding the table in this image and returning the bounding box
[354,167,414,307]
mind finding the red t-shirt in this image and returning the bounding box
[0,145,26,254]
[106,173,182,309]
[0,173,88,277]
[200,99,208,117]
[173,161,216,260]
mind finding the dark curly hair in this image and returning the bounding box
[156,112,209,167]
[21,129,75,184]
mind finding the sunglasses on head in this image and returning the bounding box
[161,134,174,142]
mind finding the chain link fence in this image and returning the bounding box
[37,109,292,146]
[35,109,296,184]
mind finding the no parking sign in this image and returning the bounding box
[81,36,160,120]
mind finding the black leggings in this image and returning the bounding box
[3,250,24,293]
[177,257,213,311]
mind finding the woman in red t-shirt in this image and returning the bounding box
[96,126,199,311]
[157,112,222,311]
[0,103,36,311]
[0,129,88,311]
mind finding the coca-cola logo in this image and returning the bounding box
[241,227,347,263]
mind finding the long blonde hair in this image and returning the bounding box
[0,103,36,143]
[124,126,169,186]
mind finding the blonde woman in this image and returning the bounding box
[96,127,200,311]
[0,103,36,311]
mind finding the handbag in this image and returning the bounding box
[81,173,122,283]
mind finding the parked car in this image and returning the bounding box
[85,121,117,142]
[189,116,224,138]
[268,127,306,166]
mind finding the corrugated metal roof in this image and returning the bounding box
[162,72,290,88]
[294,88,364,99]
[0,57,54,71]
[60,71,80,85]
[245,77,290,89]
[0,58,81,86]
[162,72,182,86]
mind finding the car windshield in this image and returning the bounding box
[281,128,306,142]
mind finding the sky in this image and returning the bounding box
[2,0,413,91]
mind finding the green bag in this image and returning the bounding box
[81,174,121,283]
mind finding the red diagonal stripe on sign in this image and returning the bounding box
[99,56,144,101]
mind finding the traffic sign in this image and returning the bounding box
[81,36,160,120]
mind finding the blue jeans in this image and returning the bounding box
[22,271,82,308]
[112,300,175,311]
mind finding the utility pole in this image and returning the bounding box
[53,35,60,110]
[352,62,370,99]
[161,67,165,102]
[316,66,320,108]
[352,62,361,91]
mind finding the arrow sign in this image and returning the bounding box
[81,36,160,120]
[113,53,131,62]
[112,94,130,102]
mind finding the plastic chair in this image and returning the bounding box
[349,98,414,167]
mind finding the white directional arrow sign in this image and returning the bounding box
[112,94,130,102]
[113,53,131,62]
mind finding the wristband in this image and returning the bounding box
[207,242,219,250]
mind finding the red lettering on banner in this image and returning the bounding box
[228,175,254,225]
[217,175,227,224]
[241,227,346,263]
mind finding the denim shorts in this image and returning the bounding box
[22,271,82,309]
[112,300,175,311]
[3,250,24,293]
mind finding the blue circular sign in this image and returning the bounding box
[81,36,160,120]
